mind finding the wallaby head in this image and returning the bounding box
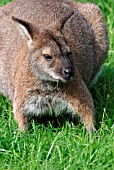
[12,10,74,83]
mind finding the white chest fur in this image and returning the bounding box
[24,94,74,117]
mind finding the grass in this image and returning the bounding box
[0,0,114,169]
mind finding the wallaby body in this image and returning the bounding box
[0,0,108,132]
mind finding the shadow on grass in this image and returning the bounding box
[28,113,80,130]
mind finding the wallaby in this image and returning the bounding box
[0,0,108,132]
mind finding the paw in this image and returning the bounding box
[85,123,95,133]
[18,123,28,132]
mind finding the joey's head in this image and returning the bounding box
[12,11,74,83]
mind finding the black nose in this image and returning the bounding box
[62,67,74,80]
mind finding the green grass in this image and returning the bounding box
[0,0,114,169]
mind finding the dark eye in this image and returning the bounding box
[43,54,52,61]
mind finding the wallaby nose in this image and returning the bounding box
[62,67,74,80]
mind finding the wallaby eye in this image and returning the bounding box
[43,54,52,61]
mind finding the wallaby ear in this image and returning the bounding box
[46,7,74,33]
[12,16,33,46]
[58,10,74,31]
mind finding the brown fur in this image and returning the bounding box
[0,0,108,132]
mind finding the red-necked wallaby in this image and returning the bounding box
[0,0,108,132]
